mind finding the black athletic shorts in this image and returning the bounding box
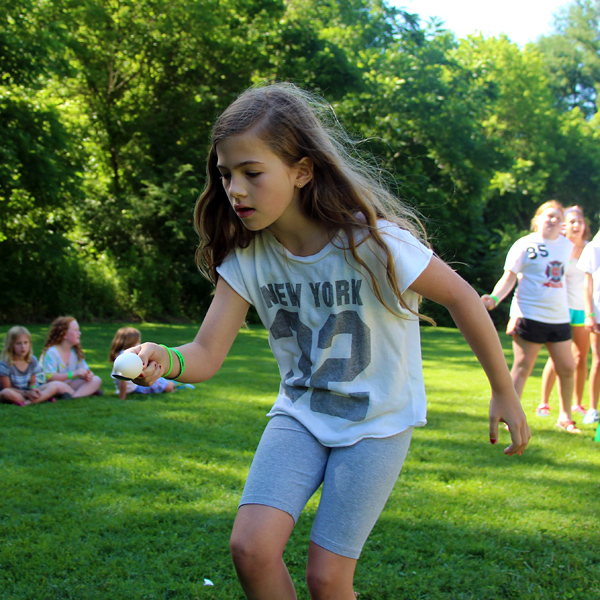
[514,317,572,344]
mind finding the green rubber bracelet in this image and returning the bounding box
[490,294,499,305]
[159,344,174,377]
[171,347,185,379]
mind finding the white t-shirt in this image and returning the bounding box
[577,234,600,314]
[504,233,572,323]
[217,222,433,447]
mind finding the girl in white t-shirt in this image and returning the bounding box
[482,201,578,433]
[131,83,529,600]
[540,206,590,417]
[577,232,600,425]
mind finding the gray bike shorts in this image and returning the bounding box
[240,414,413,559]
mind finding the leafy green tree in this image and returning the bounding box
[537,0,600,118]
[255,0,416,97]
[551,109,600,221]
[0,0,70,85]
[0,0,80,242]
[43,0,289,318]
[44,0,423,319]
[453,36,564,227]
[335,29,600,323]
[0,0,94,321]
[3,0,600,326]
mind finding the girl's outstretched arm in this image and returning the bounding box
[134,277,250,385]
[410,256,530,456]
[481,270,517,310]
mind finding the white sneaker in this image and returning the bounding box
[582,409,599,424]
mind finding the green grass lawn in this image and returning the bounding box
[1,323,599,599]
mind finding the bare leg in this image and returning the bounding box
[540,357,556,407]
[589,332,600,411]
[230,505,297,600]
[54,381,75,396]
[27,382,61,404]
[306,542,357,600]
[571,327,590,407]
[546,340,575,423]
[0,388,28,405]
[70,376,102,398]
[511,335,542,399]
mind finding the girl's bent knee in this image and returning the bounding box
[305,567,331,596]
[556,364,576,379]
[306,567,353,599]
[230,534,280,573]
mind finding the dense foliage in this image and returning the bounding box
[2,0,600,324]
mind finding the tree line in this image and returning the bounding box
[1,0,599,325]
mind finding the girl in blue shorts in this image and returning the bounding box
[131,83,529,599]
[539,206,590,417]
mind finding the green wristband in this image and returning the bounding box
[171,348,185,379]
[490,294,499,305]
[160,345,174,377]
[587,312,595,318]
[68,371,73,380]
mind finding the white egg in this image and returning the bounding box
[113,352,144,380]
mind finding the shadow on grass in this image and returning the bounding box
[356,511,600,600]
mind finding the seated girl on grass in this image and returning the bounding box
[0,326,73,405]
[109,327,193,400]
[41,317,103,398]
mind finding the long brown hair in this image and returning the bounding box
[194,83,432,320]
[108,327,142,362]
[42,316,84,361]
